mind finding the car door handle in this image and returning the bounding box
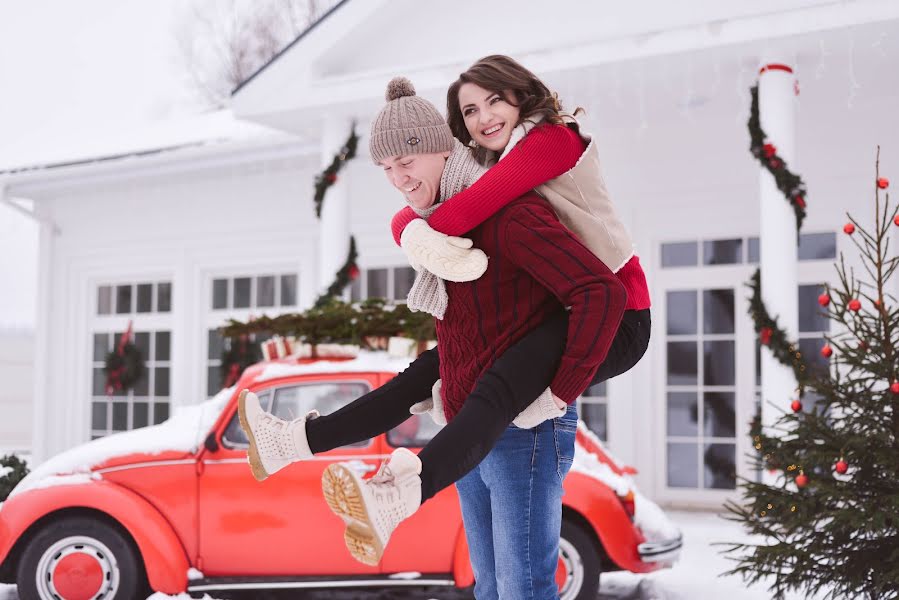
[343,460,378,476]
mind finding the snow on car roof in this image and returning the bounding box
[253,350,414,382]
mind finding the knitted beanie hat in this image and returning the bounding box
[369,77,454,164]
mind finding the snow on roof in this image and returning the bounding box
[0,109,293,176]
[8,385,235,499]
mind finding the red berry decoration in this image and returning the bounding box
[763,143,777,158]
[835,460,848,475]
[858,341,867,351]
[795,196,806,209]
[348,265,360,280]
[848,299,861,312]
[796,472,808,488]
[326,173,338,184]
[843,223,856,234]
[891,382,899,394]
[760,327,773,345]
[818,293,830,307]
[791,400,803,413]
[821,344,833,358]
[877,177,889,189]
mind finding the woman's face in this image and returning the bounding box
[458,82,521,153]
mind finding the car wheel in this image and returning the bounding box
[16,515,144,600]
[557,519,602,600]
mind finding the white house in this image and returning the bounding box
[2,0,898,510]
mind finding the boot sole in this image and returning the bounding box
[237,390,270,482]
[322,464,385,566]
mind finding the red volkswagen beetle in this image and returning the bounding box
[0,352,681,599]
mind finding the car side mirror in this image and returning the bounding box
[204,432,219,452]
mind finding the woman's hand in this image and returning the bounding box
[513,387,567,429]
[400,219,488,282]
[552,393,567,410]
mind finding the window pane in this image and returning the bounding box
[703,289,735,334]
[157,282,172,312]
[281,274,298,306]
[92,368,106,396]
[137,283,153,313]
[98,286,112,315]
[666,291,697,335]
[208,329,224,361]
[207,366,221,397]
[112,403,128,431]
[747,237,759,263]
[350,276,362,302]
[704,443,736,489]
[799,284,829,333]
[234,277,251,308]
[257,276,275,307]
[667,392,698,436]
[393,267,416,300]
[133,402,149,428]
[212,279,228,309]
[91,402,107,430]
[156,331,171,361]
[133,369,149,396]
[798,232,836,261]
[703,392,736,437]
[667,341,698,385]
[116,285,132,314]
[134,331,150,359]
[582,381,607,397]
[704,340,735,386]
[661,242,698,268]
[367,268,388,299]
[703,239,742,265]
[272,383,370,447]
[93,333,110,362]
[667,442,698,488]
[387,413,445,448]
[580,402,608,441]
[153,402,170,425]
[799,337,829,377]
[154,367,170,397]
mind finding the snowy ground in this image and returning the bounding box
[0,510,809,600]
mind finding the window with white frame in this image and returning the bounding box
[349,266,416,302]
[206,272,299,397]
[91,281,172,439]
[578,381,608,441]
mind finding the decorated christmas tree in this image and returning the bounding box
[723,154,899,599]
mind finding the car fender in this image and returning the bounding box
[0,480,190,593]
[562,471,656,573]
[451,523,474,588]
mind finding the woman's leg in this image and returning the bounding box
[590,308,651,385]
[305,347,440,453]
[418,311,569,501]
[479,404,578,600]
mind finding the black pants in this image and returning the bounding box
[306,308,651,503]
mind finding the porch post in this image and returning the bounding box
[317,115,353,295]
[758,62,799,433]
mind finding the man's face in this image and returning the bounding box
[379,151,449,210]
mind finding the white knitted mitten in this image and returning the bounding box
[409,379,448,426]
[512,387,567,429]
[400,219,488,283]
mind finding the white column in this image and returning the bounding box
[758,62,799,433]
[317,115,353,294]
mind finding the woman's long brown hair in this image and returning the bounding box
[446,54,582,159]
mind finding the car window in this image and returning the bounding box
[222,381,372,449]
[387,413,444,448]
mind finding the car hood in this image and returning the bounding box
[9,386,235,499]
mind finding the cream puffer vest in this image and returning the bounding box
[496,116,635,273]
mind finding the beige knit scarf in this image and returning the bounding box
[406,140,487,319]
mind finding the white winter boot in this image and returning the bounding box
[237,389,318,482]
[321,447,423,566]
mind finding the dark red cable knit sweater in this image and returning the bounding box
[391,124,651,310]
[437,192,627,420]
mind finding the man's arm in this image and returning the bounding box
[501,200,628,404]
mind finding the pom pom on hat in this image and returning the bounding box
[386,77,416,101]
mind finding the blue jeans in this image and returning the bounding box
[456,402,578,600]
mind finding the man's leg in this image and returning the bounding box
[417,311,568,501]
[456,463,499,600]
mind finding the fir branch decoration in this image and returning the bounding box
[0,454,29,501]
[748,85,808,232]
[313,126,358,218]
[315,236,359,308]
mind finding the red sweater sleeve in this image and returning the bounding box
[389,124,583,246]
[501,199,628,404]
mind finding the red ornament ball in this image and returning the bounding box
[791,399,803,413]
[891,382,899,394]
[817,293,830,307]
[877,177,890,189]
[326,173,338,184]
[821,344,833,358]
[835,460,848,475]
[796,473,809,488]
[894,215,899,227]
[763,143,777,158]
[760,327,773,345]
[795,196,806,209]
[848,299,861,312]
[348,265,360,280]
[843,223,856,235]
